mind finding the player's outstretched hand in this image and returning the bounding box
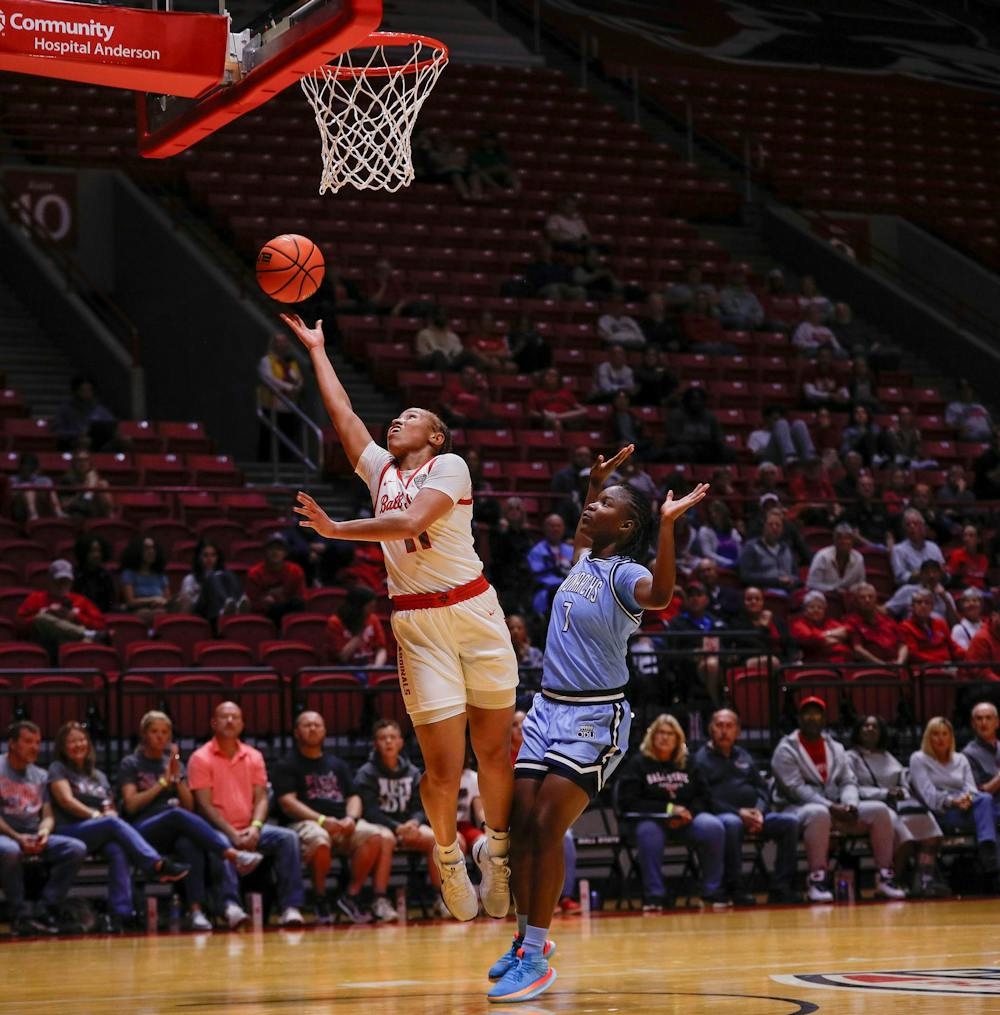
[294,491,339,538]
[660,482,710,525]
[280,313,325,351]
[589,444,634,486]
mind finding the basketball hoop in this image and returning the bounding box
[300,31,448,195]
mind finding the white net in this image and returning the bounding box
[300,33,448,195]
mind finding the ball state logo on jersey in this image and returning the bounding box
[773,968,1000,996]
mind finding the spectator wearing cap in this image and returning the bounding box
[667,581,728,708]
[790,591,851,664]
[965,610,1000,682]
[891,509,945,587]
[885,559,958,626]
[15,560,106,660]
[747,406,817,467]
[245,532,307,626]
[947,524,989,591]
[845,583,907,665]
[899,589,963,665]
[771,697,905,903]
[738,508,801,593]
[805,524,865,594]
[952,588,984,654]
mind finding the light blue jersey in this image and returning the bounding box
[541,550,651,702]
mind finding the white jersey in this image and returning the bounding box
[356,442,483,597]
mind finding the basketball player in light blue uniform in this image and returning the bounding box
[487,445,709,1003]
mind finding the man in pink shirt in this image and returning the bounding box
[188,701,304,927]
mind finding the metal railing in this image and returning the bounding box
[255,377,324,485]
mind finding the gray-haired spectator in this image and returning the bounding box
[806,523,866,593]
[885,559,958,626]
[792,304,846,357]
[890,509,945,586]
[747,406,817,467]
[951,588,984,653]
[946,379,994,442]
[738,508,801,592]
[590,344,639,403]
[718,267,764,330]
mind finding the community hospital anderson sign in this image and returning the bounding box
[0,0,228,96]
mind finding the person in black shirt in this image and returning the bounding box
[273,711,396,924]
[842,472,890,547]
[72,535,116,615]
[508,314,552,375]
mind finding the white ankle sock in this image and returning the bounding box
[437,839,462,863]
[486,826,510,858]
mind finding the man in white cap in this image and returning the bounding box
[14,560,106,659]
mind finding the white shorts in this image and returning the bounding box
[391,584,519,726]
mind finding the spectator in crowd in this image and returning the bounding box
[843,472,891,547]
[668,580,728,709]
[747,406,817,467]
[188,702,304,927]
[618,456,659,504]
[54,375,119,452]
[72,535,116,615]
[324,585,388,668]
[666,263,717,314]
[9,452,63,524]
[467,310,517,374]
[464,447,500,529]
[806,523,865,593]
[633,346,679,406]
[883,465,911,521]
[609,391,647,450]
[590,344,638,403]
[947,379,993,442]
[847,356,881,411]
[688,560,738,624]
[544,195,592,255]
[468,130,520,195]
[846,716,945,896]
[413,129,477,200]
[354,719,447,918]
[573,249,623,302]
[771,697,905,902]
[661,386,731,464]
[834,451,863,501]
[522,240,586,302]
[891,509,945,586]
[59,445,113,519]
[0,720,86,936]
[617,715,727,910]
[694,709,800,904]
[440,365,490,427]
[731,585,794,667]
[48,721,190,931]
[257,333,304,462]
[951,588,985,653]
[886,559,958,625]
[899,589,962,665]
[974,427,1000,501]
[790,591,852,663]
[696,501,742,570]
[639,293,677,349]
[673,515,702,579]
[791,304,845,357]
[846,583,907,665]
[909,716,999,877]
[963,603,1000,680]
[506,612,544,672]
[788,456,842,527]
[739,508,802,592]
[551,445,595,527]
[120,535,173,628]
[274,711,395,924]
[938,466,977,529]
[365,258,414,317]
[718,268,764,331]
[177,539,247,629]
[489,497,536,616]
[415,308,474,372]
[597,298,645,349]
[829,301,865,356]
[797,274,832,321]
[119,710,263,931]
[802,348,850,409]
[886,408,933,470]
[906,478,952,545]
[746,499,812,569]
[681,291,737,354]
[527,514,574,615]
[526,368,587,431]
[16,559,105,659]
[841,404,892,468]
[508,314,552,374]
[245,532,306,626]
[947,524,988,590]
[963,702,1000,824]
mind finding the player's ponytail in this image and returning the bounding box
[616,484,653,560]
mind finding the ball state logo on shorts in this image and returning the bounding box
[773,968,1000,996]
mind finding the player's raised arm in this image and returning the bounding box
[573,444,635,562]
[281,313,372,469]
[634,483,710,610]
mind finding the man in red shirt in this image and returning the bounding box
[526,368,587,431]
[965,610,1000,682]
[845,582,908,665]
[440,365,489,426]
[946,523,989,591]
[15,559,106,660]
[899,589,962,665]
[245,533,306,626]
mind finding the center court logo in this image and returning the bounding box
[773,968,1000,997]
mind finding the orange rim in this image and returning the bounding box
[323,30,448,79]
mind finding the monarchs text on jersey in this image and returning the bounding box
[356,442,483,596]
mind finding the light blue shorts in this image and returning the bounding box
[514,691,631,797]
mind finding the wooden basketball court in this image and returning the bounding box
[3,899,1000,1013]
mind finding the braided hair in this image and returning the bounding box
[614,484,654,561]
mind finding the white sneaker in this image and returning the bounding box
[233,850,264,876]
[187,909,213,932]
[875,868,907,900]
[472,835,511,918]
[371,896,398,922]
[278,906,304,928]
[224,902,249,930]
[807,872,833,904]
[433,845,479,921]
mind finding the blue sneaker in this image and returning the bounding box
[487,949,557,1003]
[488,936,556,982]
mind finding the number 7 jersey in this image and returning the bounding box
[542,549,652,700]
[355,442,483,596]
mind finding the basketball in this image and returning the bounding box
[256,234,325,303]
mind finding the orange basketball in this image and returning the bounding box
[256,234,325,303]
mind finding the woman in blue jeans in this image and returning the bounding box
[617,713,726,910]
[47,721,190,931]
[119,711,264,931]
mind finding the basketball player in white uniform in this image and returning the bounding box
[281,312,516,922]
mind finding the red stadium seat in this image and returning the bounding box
[0,541,48,582]
[164,672,226,737]
[24,518,79,553]
[729,667,770,729]
[58,643,119,677]
[220,493,273,524]
[304,587,348,616]
[20,673,101,734]
[105,613,149,662]
[158,421,213,454]
[179,491,221,526]
[281,614,329,659]
[3,418,56,450]
[140,519,193,559]
[125,641,185,670]
[0,642,50,669]
[137,453,190,486]
[193,641,255,668]
[118,420,165,452]
[233,671,286,739]
[114,671,159,738]
[82,518,137,547]
[227,540,265,566]
[844,668,905,722]
[369,671,413,737]
[259,640,320,678]
[217,615,277,660]
[188,455,242,487]
[296,670,365,735]
[0,618,15,642]
[23,562,52,591]
[118,492,168,524]
[154,615,213,664]
[194,519,245,556]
